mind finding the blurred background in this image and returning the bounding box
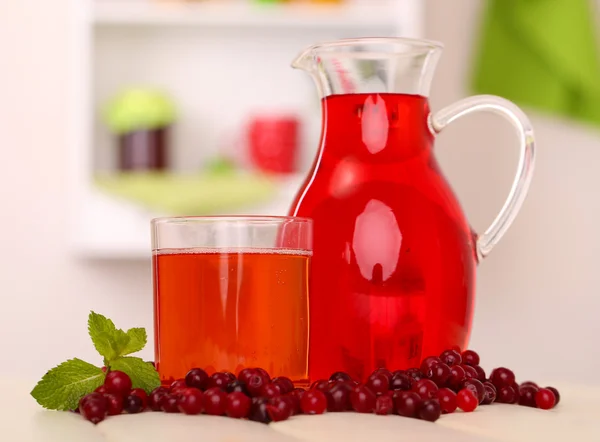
[1,0,599,385]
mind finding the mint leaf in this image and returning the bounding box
[30,359,105,411]
[121,327,147,356]
[88,311,130,360]
[110,357,160,393]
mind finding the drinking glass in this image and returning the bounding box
[151,216,312,385]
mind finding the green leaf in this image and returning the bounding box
[30,359,105,411]
[88,311,130,360]
[121,328,147,356]
[110,357,160,393]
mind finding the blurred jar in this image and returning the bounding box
[247,113,300,175]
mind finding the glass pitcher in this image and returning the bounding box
[288,38,535,381]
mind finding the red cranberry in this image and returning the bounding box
[418,399,441,422]
[412,379,438,400]
[350,385,376,413]
[301,390,327,415]
[226,380,249,395]
[177,388,203,415]
[457,388,478,412]
[129,388,148,409]
[394,391,422,418]
[440,349,462,366]
[161,394,180,413]
[520,381,538,389]
[261,383,281,399]
[255,368,271,383]
[185,368,209,390]
[375,395,394,415]
[366,373,389,396]
[272,377,294,395]
[310,379,330,392]
[406,368,425,382]
[104,393,123,416]
[545,387,560,405]
[447,365,467,390]
[170,379,187,393]
[420,356,442,374]
[246,373,268,397]
[225,391,251,418]
[289,388,305,414]
[496,385,518,404]
[207,372,231,390]
[390,373,412,391]
[148,387,169,411]
[203,387,227,415]
[123,395,143,414]
[371,368,393,384]
[427,363,451,387]
[490,367,516,389]
[473,366,486,382]
[518,385,538,407]
[238,368,255,385]
[94,385,108,395]
[249,397,271,424]
[329,371,353,383]
[325,381,353,412]
[535,388,556,410]
[482,383,497,405]
[461,350,480,366]
[462,365,478,380]
[267,396,293,422]
[80,394,107,424]
[104,371,132,397]
[436,388,457,413]
[223,372,236,381]
[462,379,485,404]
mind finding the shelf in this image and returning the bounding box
[92,1,400,29]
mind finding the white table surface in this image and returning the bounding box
[6,379,599,442]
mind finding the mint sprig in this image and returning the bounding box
[31,311,160,411]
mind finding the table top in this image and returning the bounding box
[6,379,599,442]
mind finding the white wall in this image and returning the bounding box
[1,0,598,385]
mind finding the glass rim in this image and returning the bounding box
[151,215,312,226]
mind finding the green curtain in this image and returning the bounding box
[471,0,600,126]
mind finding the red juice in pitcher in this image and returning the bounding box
[290,93,476,381]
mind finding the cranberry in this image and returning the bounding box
[406,368,425,382]
[226,380,249,395]
[267,396,293,422]
[94,385,108,395]
[535,388,556,410]
[366,373,389,396]
[301,390,327,415]
[176,388,203,415]
[473,366,486,382]
[104,371,132,397]
[310,379,330,392]
[394,391,422,418]
[350,385,376,413]
[390,373,412,391]
[148,387,169,411]
[545,387,560,405]
[122,394,142,413]
[129,388,148,409]
[170,379,187,393]
[518,385,538,407]
[185,368,209,390]
[80,394,107,424]
[272,377,294,395]
[329,371,353,383]
[161,394,180,413]
[238,368,255,385]
[462,365,478,380]
[457,388,478,412]
[436,388,457,413]
[371,368,393,384]
[289,388,305,414]
[412,379,438,400]
[496,385,518,404]
[520,381,538,389]
[375,395,394,415]
[261,383,281,399]
[420,356,442,374]
[418,399,441,422]
[440,349,462,366]
[246,373,267,397]
[255,367,271,383]
[462,379,485,404]
[427,363,451,387]
[447,365,467,390]
[392,369,405,377]
[249,397,271,423]
[490,367,515,389]
[325,381,353,412]
[461,350,480,366]
[450,345,462,353]
[223,372,236,381]
[482,383,497,405]
[285,392,301,416]
[207,372,231,390]
[203,387,227,415]
[104,393,123,416]
[226,391,251,418]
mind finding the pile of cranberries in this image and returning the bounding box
[77,348,560,425]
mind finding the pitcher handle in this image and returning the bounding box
[429,95,535,260]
